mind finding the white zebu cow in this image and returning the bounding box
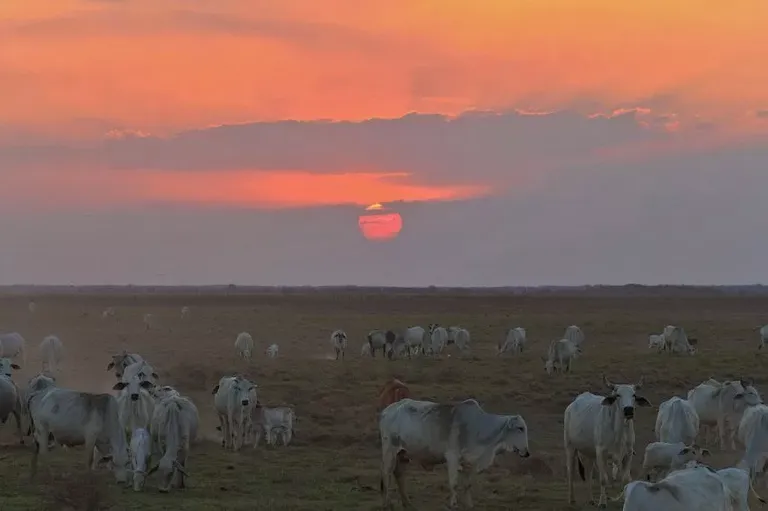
[622,465,738,511]
[367,329,393,358]
[26,374,130,482]
[686,462,768,510]
[449,327,471,353]
[427,324,448,356]
[0,332,27,365]
[107,351,145,380]
[180,306,190,319]
[499,327,527,355]
[130,427,151,492]
[102,307,116,319]
[640,442,710,481]
[544,338,580,375]
[563,325,585,348]
[0,358,23,444]
[759,325,768,350]
[266,343,279,359]
[143,313,153,330]
[39,335,63,375]
[736,404,768,486]
[213,376,256,451]
[403,326,426,356]
[656,396,700,444]
[664,326,696,355]
[251,404,295,447]
[234,332,254,361]
[113,374,155,435]
[648,334,665,351]
[564,375,651,507]
[688,378,761,450]
[148,394,198,492]
[330,329,348,360]
[379,398,530,509]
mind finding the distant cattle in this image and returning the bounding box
[448,327,471,353]
[102,307,116,319]
[234,332,254,361]
[563,375,651,507]
[563,325,585,348]
[39,336,63,375]
[28,301,37,314]
[379,398,529,509]
[266,343,279,359]
[0,332,26,365]
[648,334,665,351]
[759,325,768,350]
[499,327,527,355]
[663,326,696,355]
[361,343,372,357]
[426,324,448,356]
[543,338,580,375]
[180,306,190,319]
[367,329,394,358]
[213,376,256,451]
[330,330,348,360]
[403,326,426,356]
[143,313,153,330]
[656,396,699,445]
[688,378,761,450]
[251,404,295,447]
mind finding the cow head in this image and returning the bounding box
[733,378,762,408]
[113,376,154,400]
[501,415,530,458]
[231,378,257,407]
[679,444,711,459]
[601,375,651,419]
[0,358,20,377]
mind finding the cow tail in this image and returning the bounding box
[577,455,585,481]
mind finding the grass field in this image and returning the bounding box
[0,289,766,510]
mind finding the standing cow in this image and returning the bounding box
[330,330,348,360]
[687,378,761,450]
[655,396,699,445]
[499,327,527,355]
[213,376,256,451]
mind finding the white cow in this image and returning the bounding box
[361,342,372,357]
[330,329,348,360]
[379,398,530,509]
[27,374,130,483]
[622,465,738,511]
[543,338,580,375]
[266,343,279,359]
[122,360,159,384]
[564,375,651,507]
[113,374,155,435]
[403,326,426,356]
[736,404,768,485]
[130,427,151,492]
[102,307,116,319]
[0,332,27,365]
[212,376,256,451]
[385,337,409,360]
[499,327,527,355]
[0,359,23,444]
[180,306,190,319]
[143,313,153,330]
[664,326,696,355]
[450,327,471,353]
[234,332,254,361]
[251,404,295,447]
[367,329,394,358]
[655,396,700,445]
[39,335,63,375]
[688,378,761,450]
[648,334,665,351]
[564,325,585,348]
[427,324,448,356]
[640,442,710,481]
[148,395,198,492]
[690,463,768,510]
[759,325,768,350]
[106,351,145,380]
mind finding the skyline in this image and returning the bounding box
[2,1,767,285]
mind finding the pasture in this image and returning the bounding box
[0,289,766,510]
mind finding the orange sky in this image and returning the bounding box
[1,0,767,209]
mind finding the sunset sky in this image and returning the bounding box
[1,0,767,285]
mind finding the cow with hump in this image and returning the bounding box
[213,375,256,451]
[378,397,529,509]
[564,375,651,508]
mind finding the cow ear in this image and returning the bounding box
[702,449,711,457]
[11,364,20,370]
[212,385,220,395]
[112,382,127,391]
[679,447,691,455]
[602,396,617,406]
[152,372,159,379]
[107,362,115,370]
[734,393,745,400]
[635,396,652,407]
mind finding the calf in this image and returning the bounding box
[640,442,710,481]
[251,404,295,447]
[330,329,348,360]
[543,338,580,375]
[499,327,527,355]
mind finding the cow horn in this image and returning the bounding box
[636,375,644,389]
[602,375,614,389]
[174,461,189,477]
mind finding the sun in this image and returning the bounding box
[358,203,403,241]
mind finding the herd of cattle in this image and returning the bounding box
[2,307,768,509]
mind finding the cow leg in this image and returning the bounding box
[12,409,23,445]
[729,417,739,450]
[595,449,610,508]
[446,454,461,508]
[283,428,292,446]
[717,415,728,450]
[461,467,475,509]
[30,424,49,479]
[392,456,411,509]
[85,438,97,472]
[380,444,398,509]
[565,446,577,505]
[252,426,262,448]
[586,460,596,504]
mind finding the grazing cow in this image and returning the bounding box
[0,359,23,444]
[379,398,530,509]
[107,351,145,380]
[39,335,63,375]
[130,428,151,492]
[234,332,254,361]
[147,395,198,492]
[736,404,768,485]
[330,329,348,360]
[27,374,130,482]
[377,378,411,412]
[251,404,295,447]
[213,376,256,451]
[113,374,155,435]
[143,313,153,330]
[403,326,426,356]
[427,324,448,356]
[543,338,580,375]
[759,325,768,350]
[0,332,26,365]
[664,326,696,355]
[688,378,761,450]
[563,325,585,348]
[102,307,116,319]
[386,335,408,360]
[367,329,393,358]
[648,334,665,351]
[266,343,279,359]
[28,301,37,314]
[361,343,372,357]
[640,442,710,481]
[564,375,651,507]
[655,396,699,445]
[180,306,190,319]
[450,327,471,353]
[499,327,527,355]
[622,465,738,511]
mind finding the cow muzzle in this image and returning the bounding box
[130,394,139,401]
[241,400,249,406]
[623,406,634,419]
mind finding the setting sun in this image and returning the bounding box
[358,204,403,241]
